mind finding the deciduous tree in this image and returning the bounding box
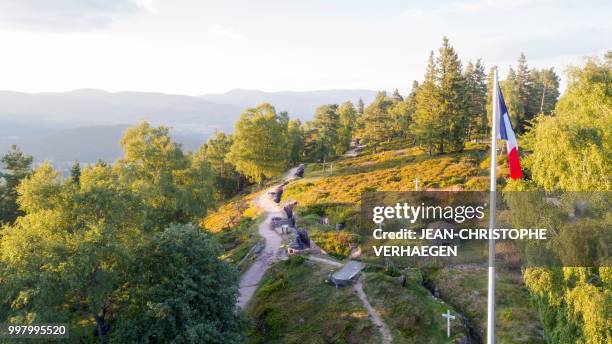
[226,103,290,184]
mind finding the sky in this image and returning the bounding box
[0,0,609,95]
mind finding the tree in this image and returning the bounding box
[515,53,611,343]
[1,162,142,342]
[287,119,305,165]
[14,162,62,214]
[391,88,403,101]
[357,98,365,115]
[388,97,413,142]
[524,55,611,191]
[501,67,525,130]
[437,37,469,152]
[413,38,470,155]
[337,101,357,154]
[1,122,242,343]
[70,161,81,185]
[464,59,488,140]
[360,91,394,150]
[530,67,560,115]
[412,51,442,155]
[118,122,214,228]
[0,145,33,224]
[112,224,244,343]
[515,52,534,132]
[226,103,290,184]
[196,131,247,200]
[309,104,341,161]
[396,81,420,143]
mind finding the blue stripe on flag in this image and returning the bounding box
[498,86,509,140]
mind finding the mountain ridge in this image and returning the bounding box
[0,88,378,166]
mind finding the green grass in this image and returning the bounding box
[283,145,490,208]
[425,266,545,343]
[245,256,380,344]
[362,269,470,343]
[309,228,360,259]
[215,216,262,273]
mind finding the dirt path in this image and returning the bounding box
[354,276,393,344]
[236,167,301,309]
[344,144,366,157]
[308,256,393,344]
[236,166,392,343]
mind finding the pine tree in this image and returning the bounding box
[402,81,419,142]
[391,89,403,101]
[311,104,341,161]
[0,145,33,224]
[412,51,442,155]
[530,67,560,115]
[337,102,357,154]
[464,59,488,141]
[501,67,525,130]
[515,53,533,132]
[360,91,394,151]
[388,98,413,142]
[437,37,469,152]
[357,98,365,115]
[70,161,81,185]
[287,119,305,164]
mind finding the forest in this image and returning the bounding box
[0,38,610,343]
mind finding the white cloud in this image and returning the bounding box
[0,0,155,32]
[207,24,245,40]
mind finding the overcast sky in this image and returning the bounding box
[0,0,609,95]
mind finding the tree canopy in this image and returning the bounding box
[0,122,241,343]
[226,103,290,184]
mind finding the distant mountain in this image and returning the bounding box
[200,89,378,121]
[0,124,205,172]
[0,88,378,169]
[0,89,243,168]
[0,89,244,133]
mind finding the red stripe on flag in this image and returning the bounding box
[507,147,523,179]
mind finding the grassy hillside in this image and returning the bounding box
[204,141,543,343]
[282,143,502,206]
[245,256,381,344]
[362,268,470,343]
[426,266,544,343]
[202,191,263,272]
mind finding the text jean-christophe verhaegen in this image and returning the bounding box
[369,203,547,257]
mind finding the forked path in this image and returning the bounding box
[236,167,300,309]
[308,256,393,344]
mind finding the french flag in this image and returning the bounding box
[497,86,523,179]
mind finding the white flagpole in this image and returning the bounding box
[487,68,499,344]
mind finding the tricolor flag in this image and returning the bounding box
[496,86,524,179]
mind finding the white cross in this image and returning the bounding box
[442,310,455,338]
[414,177,419,191]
